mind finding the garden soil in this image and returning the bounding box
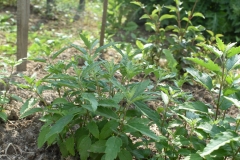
[0,7,239,160]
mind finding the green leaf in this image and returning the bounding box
[77,135,91,160]
[129,80,150,102]
[20,108,43,119]
[38,126,50,148]
[105,137,122,160]
[0,111,7,122]
[95,42,114,54]
[224,96,240,108]
[126,121,159,141]
[199,43,223,57]
[197,122,224,137]
[178,101,208,114]
[52,46,69,59]
[192,12,205,19]
[70,43,87,54]
[216,36,225,52]
[163,49,178,72]
[96,107,118,120]
[136,40,144,50]
[66,135,75,156]
[124,22,138,31]
[227,45,240,57]
[118,149,132,160]
[161,91,169,105]
[20,98,38,115]
[80,33,91,49]
[186,68,213,90]
[130,1,142,7]
[134,101,160,126]
[45,114,74,140]
[159,14,177,21]
[200,131,239,157]
[185,57,221,72]
[52,98,69,105]
[82,93,98,112]
[99,120,119,140]
[139,14,150,20]
[87,121,99,139]
[89,140,106,153]
[226,54,240,71]
[98,99,119,109]
[58,140,69,157]
[184,153,202,160]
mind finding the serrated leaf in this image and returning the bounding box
[216,36,225,52]
[105,137,122,160]
[87,121,99,139]
[45,114,74,140]
[159,14,177,22]
[126,121,159,141]
[118,149,132,160]
[192,12,205,19]
[227,45,240,57]
[224,96,240,108]
[77,135,91,160]
[136,40,144,50]
[200,131,239,157]
[79,33,91,49]
[186,68,213,90]
[226,54,240,71]
[178,101,208,113]
[89,140,106,153]
[199,43,223,57]
[20,98,38,115]
[66,136,75,156]
[0,111,7,122]
[197,122,225,137]
[20,108,43,119]
[185,57,221,72]
[82,93,98,112]
[58,140,69,157]
[99,120,119,140]
[38,126,50,148]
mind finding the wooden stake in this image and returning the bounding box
[17,0,30,71]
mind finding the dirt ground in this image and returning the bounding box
[0,6,239,160]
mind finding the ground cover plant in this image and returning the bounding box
[0,0,240,159]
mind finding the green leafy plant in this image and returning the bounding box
[133,0,208,75]
[0,57,22,122]
[18,32,240,159]
[184,36,240,158]
[19,34,161,159]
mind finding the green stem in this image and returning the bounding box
[235,120,240,132]
[215,60,225,120]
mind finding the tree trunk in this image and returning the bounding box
[74,0,85,21]
[46,0,55,18]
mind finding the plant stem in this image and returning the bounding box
[215,59,225,120]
